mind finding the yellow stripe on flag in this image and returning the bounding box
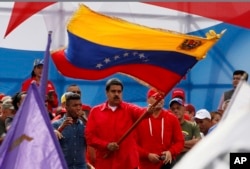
[67,4,225,60]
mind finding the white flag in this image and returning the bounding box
[173,81,250,169]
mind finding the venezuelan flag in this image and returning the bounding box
[51,4,224,94]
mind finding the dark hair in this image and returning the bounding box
[12,91,27,111]
[65,92,81,106]
[233,70,248,81]
[31,66,42,78]
[105,78,123,91]
[31,70,36,78]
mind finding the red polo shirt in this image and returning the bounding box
[85,101,145,169]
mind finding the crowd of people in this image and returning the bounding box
[0,58,248,169]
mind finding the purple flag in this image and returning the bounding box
[0,83,68,169]
[39,31,52,101]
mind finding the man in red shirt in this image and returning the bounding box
[85,78,146,169]
[21,59,58,115]
[136,88,184,169]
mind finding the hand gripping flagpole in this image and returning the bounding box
[103,91,165,158]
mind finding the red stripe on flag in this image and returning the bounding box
[51,49,183,94]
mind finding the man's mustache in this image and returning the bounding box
[114,96,120,99]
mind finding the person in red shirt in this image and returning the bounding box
[85,78,148,169]
[136,88,184,169]
[21,59,58,116]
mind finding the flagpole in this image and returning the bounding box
[39,31,52,101]
[103,92,165,158]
